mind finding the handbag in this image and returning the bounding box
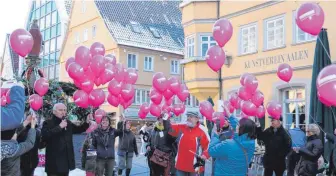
[150,149,170,167]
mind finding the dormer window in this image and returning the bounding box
[149,27,161,38]
[130,21,141,33]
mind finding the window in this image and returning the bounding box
[265,16,285,50]
[44,40,50,54]
[51,1,56,11]
[186,95,200,107]
[45,14,51,28]
[92,25,96,38]
[51,11,57,25]
[201,36,216,57]
[81,0,86,13]
[36,0,40,7]
[41,5,46,16]
[40,17,45,30]
[187,37,194,58]
[130,21,141,33]
[127,54,137,69]
[239,24,257,54]
[83,29,88,41]
[149,27,161,38]
[35,8,40,19]
[51,25,57,38]
[46,2,52,14]
[170,60,179,74]
[44,28,50,40]
[144,56,153,71]
[133,89,150,105]
[56,51,60,63]
[57,23,61,36]
[57,36,63,50]
[55,64,59,80]
[75,32,80,44]
[49,52,55,64]
[49,66,55,79]
[186,95,192,107]
[293,11,316,43]
[282,87,306,129]
[43,55,49,67]
[50,38,56,53]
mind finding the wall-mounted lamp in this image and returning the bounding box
[224,54,233,67]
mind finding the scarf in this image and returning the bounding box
[155,123,164,131]
[98,127,110,148]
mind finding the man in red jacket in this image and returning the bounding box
[169,112,210,176]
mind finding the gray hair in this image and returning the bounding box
[307,124,320,135]
[53,103,65,111]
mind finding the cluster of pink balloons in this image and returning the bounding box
[295,2,324,36]
[66,42,138,109]
[1,88,10,106]
[138,73,189,119]
[316,64,336,107]
[206,18,233,72]
[10,29,34,57]
[28,78,50,111]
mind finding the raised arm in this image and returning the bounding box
[208,133,230,158]
[12,128,36,157]
[71,122,89,134]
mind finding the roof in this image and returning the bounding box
[94,0,184,55]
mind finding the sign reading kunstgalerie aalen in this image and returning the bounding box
[244,49,309,69]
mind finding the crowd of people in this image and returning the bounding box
[1,83,336,176]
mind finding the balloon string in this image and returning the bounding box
[330,107,336,126]
[309,114,326,134]
[317,36,331,60]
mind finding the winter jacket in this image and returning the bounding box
[92,127,122,159]
[209,133,255,176]
[288,128,306,147]
[326,133,336,172]
[118,130,138,157]
[296,135,323,176]
[41,115,89,173]
[147,120,174,153]
[1,128,36,176]
[1,86,25,131]
[256,125,291,169]
[169,122,210,173]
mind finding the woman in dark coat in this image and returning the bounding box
[326,129,336,175]
[294,124,323,176]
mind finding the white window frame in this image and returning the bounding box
[186,36,195,58]
[81,0,86,13]
[83,29,88,41]
[170,60,180,75]
[292,11,317,44]
[127,53,138,69]
[239,23,257,55]
[144,56,154,72]
[133,89,150,105]
[264,14,285,50]
[130,21,141,33]
[200,35,217,57]
[75,32,80,44]
[92,25,96,38]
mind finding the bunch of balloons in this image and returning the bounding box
[206,18,233,72]
[138,73,189,119]
[66,42,138,109]
[316,64,336,107]
[28,78,50,110]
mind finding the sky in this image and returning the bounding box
[0,0,30,56]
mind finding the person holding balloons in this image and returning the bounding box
[255,116,292,176]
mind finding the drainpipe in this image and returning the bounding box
[217,0,223,100]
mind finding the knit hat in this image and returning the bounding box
[186,111,200,118]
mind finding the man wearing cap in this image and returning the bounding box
[256,116,291,176]
[169,111,210,176]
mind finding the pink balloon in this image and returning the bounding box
[150,88,163,105]
[90,55,105,78]
[100,63,115,85]
[162,104,172,114]
[172,103,185,116]
[241,100,257,116]
[138,110,147,119]
[223,100,234,113]
[73,90,89,108]
[168,76,181,94]
[229,92,239,108]
[238,87,252,101]
[206,45,226,72]
[29,94,43,111]
[240,111,249,119]
[34,78,49,96]
[165,97,173,106]
[153,72,168,93]
[277,63,293,82]
[256,106,266,119]
[125,68,138,84]
[105,54,117,65]
[212,18,233,47]
[94,77,102,87]
[266,101,282,119]
[75,46,92,71]
[295,3,324,36]
[108,80,122,96]
[251,90,264,107]
[177,84,189,102]
[74,80,82,89]
[114,64,126,82]
[121,84,135,101]
[90,42,105,57]
[140,103,150,114]
[89,89,106,107]
[239,100,245,110]
[317,92,332,107]
[240,73,251,86]
[235,98,242,109]
[86,121,98,133]
[150,103,161,117]
[212,112,226,128]
[317,64,336,106]
[107,94,119,107]
[65,57,75,71]
[1,88,9,97]
[121,97,134,109]
[163,89,174,101]
[67,62,85,80]
[244,75,258,94]
[84,67,96,82]
[80,78,94,93]
[1,96,6,106]
[199,101,214,120]
[9,29,34,57]
[94,109,106,124]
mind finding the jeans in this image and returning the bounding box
[263,167,285,176]
[96,158,114,176]
[176,170,198,176]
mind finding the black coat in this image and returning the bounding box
[326,133,336,172]
[92,127,122,159]
[296,135,323,176]
[147,120,174,153]
[118,130,138,155]
[41,115,89,173]
[256,125,291,169]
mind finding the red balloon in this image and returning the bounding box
[277,63,293,82]
[212,18,233,47]
[108,80,122,96]
[256,106,266,119]
[240,73,251,86]
[1,96,6,106]
[90,42,105,57]
[73,90,89,108]
[241,100,257,116]
[229,92,239,108]
[244,75,258,94]
[65,57,75,71]
[89,89,106,107]
[90,55,105,78]
[94,109,106,124]
[75,46,92,71]
[152,72,168,93]
[150,103,161,117]
[251,90,264,107]
[80,78,94,93]
[266,101,282,119]
[114,64,127,82]
[10,29,34,57]
[150,88,163,105]
[121,84,135,101]
[168,76,181,94]
[67,62,85,81]
[177,84,189,102]
[295,3,324,36]
[212,112,226,128]
[29,94,43,111]
[107,94,119,107]
[100,63,115,85]
[163,89,174,101]
[34,78,49,96]
[199,101,214,120]
[223,100,234,113]
[172,103,185,116]
[238,87,252,101]
[317,64,336,106]
[125,68,138,84]
[206,45,226,72]
[140,103,150,114]
[105,54,117,65]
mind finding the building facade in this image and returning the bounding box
[59,0,199,124]
[1,34,20,82]
[180,1,336,128]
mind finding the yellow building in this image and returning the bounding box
[59,0,200,124]
[180,1,336,128]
